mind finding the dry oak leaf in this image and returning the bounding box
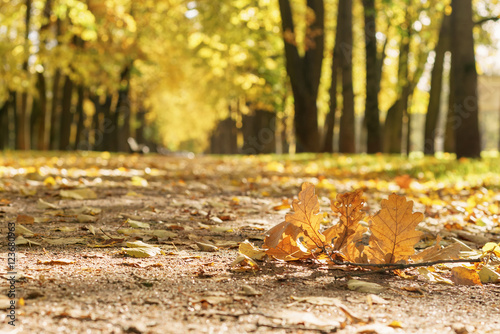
[367,194,424,264]
[323,189,366,251]
[412,236,461,263]
[284,182,325,250]
[263,221,311,260]
[265,235,311,261]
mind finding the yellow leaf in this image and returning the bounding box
[451,267,482,286]
[323,189,366,252]
[482,242,500,257]
[284,182,325,249]
[388,320,403,328]
[239,240,266,260]
[60,188,97,200]
[43,176,57,186]
[131,176,148,187]
[367,194,424,264]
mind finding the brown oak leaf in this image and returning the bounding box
[366,194,424,264]
[265,235,310,261]
[263,221,302,250]
[412,235,461,263]
[284,182,325,250]
[323,189,366,251]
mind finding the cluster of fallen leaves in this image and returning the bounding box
[234,182,500,285]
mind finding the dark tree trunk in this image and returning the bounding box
[209,118,238,154]
[338,0,355,153]
[31,72,48,150]
[10,92,18,149]
[451,0,481,158]
[17,0,32,150]
[58,75,74,150]
[424,14,451,155]
[383,10,411,154]
[115,65,132,152]
[444,62,456,153]
[241,109,276,154]
[278,0,324,152]
[49,69,61,150]
[74,86,86,150]
[30,0,53,151]
[362,0,381,153]
[91,94,114,151]
[135,107,146,145]
[322,27,339,153]
[0,98,10,149]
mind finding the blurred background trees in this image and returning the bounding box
[0,0,499,157]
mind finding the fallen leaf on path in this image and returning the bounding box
[123,240,163,258]
[15,224,35,237]
[230,254,259,270]
[412,236,461,263]
[0,198,11,206]
[127,219,150,229]
[77,214,98,223]
[417,267,454,285]
[38,258,75,265]
[43,237,86,245]
[17,214,35,225]
[367,294,390,305]
[367,194,424,264]
[347,279,387,294]
[290,295,342,306]
[20,186,36,196]
[238,240,266,260]
[86,225,96,235]
[323,189,366,250]
[131,176,148,186]
[15,236,41,246]
[482,242,500,257]
[478,266,500,283]
[60,188,97,200]
[285,182,325,250]
[272,199,291,211]
[240,284,262,296]
[451,267,482,286]
[37,198,60,209]
[196,242,219,252]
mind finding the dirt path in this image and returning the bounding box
[1,153,499,333]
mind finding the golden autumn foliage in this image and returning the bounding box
[263,182,428,266]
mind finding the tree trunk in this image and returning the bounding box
[209,118,238,154]
[17,0,32,150]
[242,109,276,154]
[444,62,456,153]
[58,75,74,150]
[0,99,9,150]
[451,0,481,158]
[115,65,132,152]
[322,20,340,153]
[337,0,355,153]
[30,0,53,151]
[278,0,324,152]
[74,86,86,150]
[135,107,146,145]
[31,72,48,150]
[383,10,411,154]
[383,49,409,153]
[424,14,451,155]
[49,69,61,150]
[362,0,381,153]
